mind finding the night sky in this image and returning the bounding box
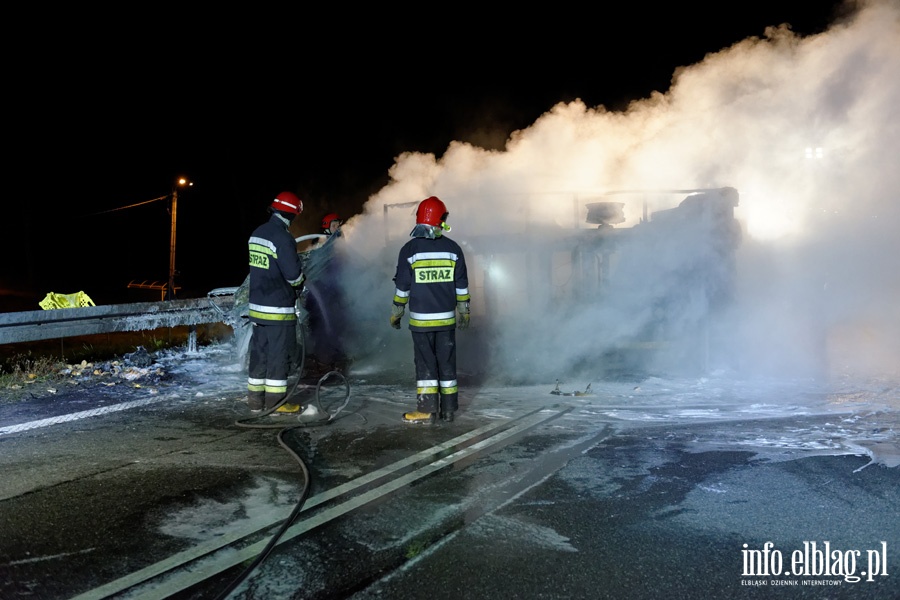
[4,1,845,311]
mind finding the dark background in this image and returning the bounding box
[2,2,846,311]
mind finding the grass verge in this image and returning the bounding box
[0,324,233,402]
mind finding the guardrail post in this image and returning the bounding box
[187,326,198,353]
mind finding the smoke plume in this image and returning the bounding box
[332,0,900,385]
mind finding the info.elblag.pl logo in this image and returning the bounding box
[741,541,889,585]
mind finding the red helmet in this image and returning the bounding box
[271,191,303,215]
[415,196,448,227]
[321,212,340,230]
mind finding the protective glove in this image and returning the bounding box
[456,301,470,330]
[390,304,405,329]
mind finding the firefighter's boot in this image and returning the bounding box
[248,393,264,413]
[402,411,436,424]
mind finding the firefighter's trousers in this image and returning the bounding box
[248,321,297,409]
[412,329,458,414]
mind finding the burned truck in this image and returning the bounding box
[379,187,742,380]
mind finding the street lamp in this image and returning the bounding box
[167,176,193,300]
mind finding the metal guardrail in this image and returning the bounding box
[0,296,236,346]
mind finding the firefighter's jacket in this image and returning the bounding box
[247,214,305,325]
[392,234,470,332]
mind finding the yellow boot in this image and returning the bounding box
[402,411,436,424]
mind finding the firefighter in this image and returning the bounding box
[246,191,308,413]
[390,196,470,424]
[321,212,342,236]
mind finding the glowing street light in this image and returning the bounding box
[167,176,193,300]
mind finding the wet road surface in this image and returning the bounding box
[1,345,898,599]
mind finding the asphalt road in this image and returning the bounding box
[1,345,898,600]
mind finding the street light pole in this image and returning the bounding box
[167,177,192,300]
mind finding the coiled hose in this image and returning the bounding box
[233,369,351,429]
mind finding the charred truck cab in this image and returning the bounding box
[570,187,742,375]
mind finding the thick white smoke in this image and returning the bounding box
[333,0,900,385]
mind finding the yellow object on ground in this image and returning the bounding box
[38,291,96,310]
[403,411,436,424]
